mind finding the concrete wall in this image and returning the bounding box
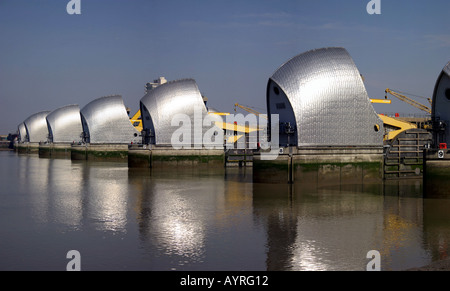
[253,147,384,184]
[38,143,72,159]
[16,143,40,154]
[71,144,129,161]
[128,145,225,168]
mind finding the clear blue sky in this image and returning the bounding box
[0,0,449,133]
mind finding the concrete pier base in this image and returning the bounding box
[128,145,151,168]
[128,145,225,168]
[423,148,450,198]
[253,146,384,184]
[39,143,72,159]
[71,144,87,160]
[423,148,450,176]
[152,147,225,168]
[71,144,129,161]
[16,143,40,154]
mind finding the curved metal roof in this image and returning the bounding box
[23,111,51,143]
[80,95,141,144]
[46,104,83,143]
[267,47,383,147]
[18,123,27,142]
[432,61,450,116]
[140,79,209,146]
[431,61,450,144]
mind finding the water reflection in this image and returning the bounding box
[81,162,129,233]
[20,157,130,233]
[128,167,256,270]
[19,156,51,223]
[252,180,433,271]
[253,183,382,270]
[5,150,450,270]
[423,198,450,262]
[422,172,450,263]
[46,159,84,228]
[425,174,450,199]
[17,156,84,228]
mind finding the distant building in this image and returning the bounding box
[145,77,167,93]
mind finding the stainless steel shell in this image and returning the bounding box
[23,111,51,143]
[46,104,83,143]
[18,123,27,142]
[80,95,141,144]
[267,47,383,147]
[432,61,450,144]
[140,79,210,146]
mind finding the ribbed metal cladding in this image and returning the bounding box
[432,61,450,144]
[18,123,27,142]
[80,95,141,144]
[23,111,51,143]
[267,47,383,147]
[46,104,83,143]
[140,79,213,146]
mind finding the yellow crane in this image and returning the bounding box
[385,88,432,114]
[234,103,268,119]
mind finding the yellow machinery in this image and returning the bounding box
[370,98,419,141]
[208,111,230,116]
[127,107,258,144]
[370,99,391,104]
[385,88,432,114]
[129,110,143,132]
[234,103,268,119]
[209,109,260,143]
[214,121,260,143]
[377,114,417,141]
